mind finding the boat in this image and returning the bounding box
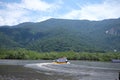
[53,57,70,64]
[111,59,120,63]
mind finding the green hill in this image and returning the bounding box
[0,18,120,52]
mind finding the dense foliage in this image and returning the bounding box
[0,18,120,52]
[0,48,120,61]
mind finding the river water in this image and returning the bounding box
[0,60,120,80]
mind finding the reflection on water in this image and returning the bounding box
[0,60,120,80]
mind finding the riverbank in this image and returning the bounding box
[0,48,120,61]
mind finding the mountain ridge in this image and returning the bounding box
[0,18,120,52]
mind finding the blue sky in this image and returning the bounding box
[0,0,120,26]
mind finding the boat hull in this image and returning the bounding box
[52,62,70,64]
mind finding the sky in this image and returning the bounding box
[0,0,120,26]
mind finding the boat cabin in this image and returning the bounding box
[53,57,69,64]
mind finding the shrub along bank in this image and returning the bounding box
[0,48,120,61]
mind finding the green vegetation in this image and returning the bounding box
[0,48,120,62]
[0,18,120,52]
[0,18,120,62]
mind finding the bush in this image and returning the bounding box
[0,48,120,61]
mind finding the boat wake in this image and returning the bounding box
[25,62,119,75]
[25,63,54,71]
[25,63,90,75]
[24,62,119,80]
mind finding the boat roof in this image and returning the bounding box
[56,57,68,62]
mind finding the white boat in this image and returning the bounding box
[53,57,70,64]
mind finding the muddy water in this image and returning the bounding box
[0,60,120,80]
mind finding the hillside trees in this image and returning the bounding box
[0,18,120,52]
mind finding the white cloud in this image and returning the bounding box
[0,0,62,26]
[0,5,29,26]
[61,10,80,19]
[61,0,120,20]
[21,0,55,12]
[0,0,120,26]
[36,16,53,22]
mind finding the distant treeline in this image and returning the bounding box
[0,48,120,61]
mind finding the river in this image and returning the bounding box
[0,60,120,80]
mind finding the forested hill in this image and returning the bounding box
[0,18,120,52]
